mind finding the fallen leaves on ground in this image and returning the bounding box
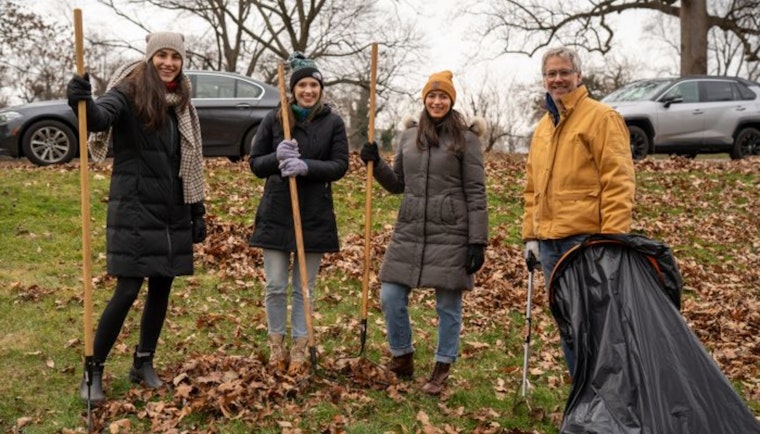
[13,154,757,432]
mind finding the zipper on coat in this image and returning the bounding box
[166,114,177,263]
[417,147,432,287]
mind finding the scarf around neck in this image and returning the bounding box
[87,61,205,204]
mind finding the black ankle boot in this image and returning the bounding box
[129,348,163,389]
[79,360,105,404]
[389,352,414,380]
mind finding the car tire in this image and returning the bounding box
[628,125,649,160]
[21,120,78,166]
[731,127,760,160]
[239,126,259,161]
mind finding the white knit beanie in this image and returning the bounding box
[144,32,186,62]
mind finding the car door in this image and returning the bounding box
[653,80,704,146]
[698,80,746,145]
[189,72,265,157]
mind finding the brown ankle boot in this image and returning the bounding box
[287,337,309,375]
[388,352,414,380]
[421,362,450,395]
[268,334,287,371]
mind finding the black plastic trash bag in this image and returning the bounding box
[549,233,760,434]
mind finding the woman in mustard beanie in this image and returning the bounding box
[359,70,488,395]
[67,31,206,404]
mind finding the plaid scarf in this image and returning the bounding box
[88,61,205,204]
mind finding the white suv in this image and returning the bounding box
[602,76,760,160]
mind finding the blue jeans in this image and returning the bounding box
[263,249,322,339]
[380,282,463,364]
[539,235,587,377]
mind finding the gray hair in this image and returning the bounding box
[542,47,582,74]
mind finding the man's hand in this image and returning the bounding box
[524,240,540,272]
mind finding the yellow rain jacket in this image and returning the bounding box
[522,85,635,241]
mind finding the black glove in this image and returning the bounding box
[524,240,540,272]
[465,244,485,274]
[191,202,207,244]
[67,73,92,102]
[360,141,380,165]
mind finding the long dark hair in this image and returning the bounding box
[123,62,191,131]
[416,108,467,156]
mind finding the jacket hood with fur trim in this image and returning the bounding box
[400,114,487,138]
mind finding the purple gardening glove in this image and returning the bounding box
[279,157,308,177]
[276,139,300,161]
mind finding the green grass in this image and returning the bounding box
[0,155,757,432]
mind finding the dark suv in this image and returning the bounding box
[0,70,279,166]
[601,76,760,160]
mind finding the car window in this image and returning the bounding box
[601,79,673,102]
[236,79,264,98]
[192,73,263,99]
[661,81,699,103]
[735,82,756,100]
[702,81,735,102]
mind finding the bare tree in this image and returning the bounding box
[93,0,423,150]
[0,0,74,104]
[474,0,760,76]
[460,78,532,153]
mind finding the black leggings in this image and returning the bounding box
[93,276,174,362]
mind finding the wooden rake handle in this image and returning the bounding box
[74,8,94,358]
[276,64,316,351]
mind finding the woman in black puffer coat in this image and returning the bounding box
[67,32,206,404]
[249,52,348,374]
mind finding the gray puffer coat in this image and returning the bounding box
[374,118,488,291]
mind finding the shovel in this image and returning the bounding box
[276,63,318,375]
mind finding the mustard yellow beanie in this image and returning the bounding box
[421,70,456,105]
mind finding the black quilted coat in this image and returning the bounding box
[75,88,195,277]
[248,105,349,252]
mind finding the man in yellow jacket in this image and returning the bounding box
[522,46,636,377]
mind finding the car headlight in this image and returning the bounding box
[0,111,23,124]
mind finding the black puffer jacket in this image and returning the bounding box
[74,87,196,277]
[248,104,349,252]
[373,118,488,291]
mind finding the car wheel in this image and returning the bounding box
[235,126,258,162]
[731,127,760,160]
[21,120,77,166]
[628,125,649,160]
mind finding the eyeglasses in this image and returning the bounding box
[543,69,576,79]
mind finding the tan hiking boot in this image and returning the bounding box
[287,337,309,375]
[421,362,450,395]
[268,334,288,371]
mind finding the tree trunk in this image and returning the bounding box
[680,0,708,75]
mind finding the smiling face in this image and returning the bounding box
[293,77,322,109]
[542,55,582,103]
[424,90,452,120]
[151,48,183,83]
